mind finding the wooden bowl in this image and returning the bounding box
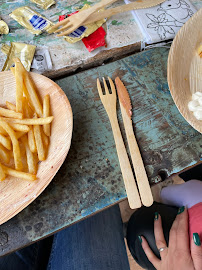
[0,71,73,225]
[168,9,202,133]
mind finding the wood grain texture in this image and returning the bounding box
[54,0,118,35]
[119,174,185,222]
[115,77,153,207]
[97,78,141,209]
[56,0,165,35]
[119,102,153,207]
[0,0,144,77]
[0,0,201,78]
[168,9,202,134]
[85,0,165,25]
[0,71,73,225]
[45,43,141,79]
[109,115,142,209]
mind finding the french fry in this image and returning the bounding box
[0,119,29,133]
[10,66,15,76]
[23,97,36,153]
[1,164,36,181]
[21,83,36,113]
[0,107,22,119]
[0,163,6,181]
[43,95,51,136]
[17,61,43,117]
[0,144,10,164]
[0,134,11,150]
[28,127,37,153]
[6,101,16,111]
[22,97,33,118]
[0,121,23,171]
[0,126,8,136]
[24,74,43,117]
[34,124,46,161]
[21,136,37,174]
[9,123,30,132]
[15,131,27,139]
[0,116,53,125]
[41,130,49,147]
[13,58,23,113]
[0,58,53,181]
[10,67,35,114]
[27,103,34,117]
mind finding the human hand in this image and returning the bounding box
[139,207,202,270]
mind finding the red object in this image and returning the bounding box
[59,15,67,21]
[188,202,202,243]
[82,26,106,52]
[59,11,78,22]
[59,12,106,52]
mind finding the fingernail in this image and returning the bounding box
[193,233,201,246]
[177,206,185,215]
[138,235,142,244]
[154,212,159,220]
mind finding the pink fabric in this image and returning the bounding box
[188,202,202,243]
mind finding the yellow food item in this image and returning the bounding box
[2,164,36,181]
[43,95,51,136]
[0,145,10,164]
[30,0,55,10]
[0,19,9,35]
[9,6,54,35]
[1,44,10,55]
[0,107,22,119]
[6,101,17,111]
[0,163,6,181]
[0,58,53,181]
[0,120,23,170]
[0,116,53,125]
[2,42,36,71]
[64,4,106,44]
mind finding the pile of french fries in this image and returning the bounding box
[0,58,53,181]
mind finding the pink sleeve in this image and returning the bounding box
[188,202,202,243]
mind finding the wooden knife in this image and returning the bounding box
[115,77,153,207]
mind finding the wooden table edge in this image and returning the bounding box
[43,42,141,79]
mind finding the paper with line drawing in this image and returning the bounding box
[124,0,197,44]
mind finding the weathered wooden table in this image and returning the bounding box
[0,0,144,77]
[1,0,201,78]
[0,47,201,256]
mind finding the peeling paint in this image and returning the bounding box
[0,47,201,256]
[0,0,144,72]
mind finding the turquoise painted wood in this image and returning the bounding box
[0,47,201,255]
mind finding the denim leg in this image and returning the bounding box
[47,205,130,270]
[0,242,39,270]
[0,236,53,270]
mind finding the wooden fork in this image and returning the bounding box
[49,0,118,35]
[50,0,165,36]
[97,77,141,209]
[80,0,165,26]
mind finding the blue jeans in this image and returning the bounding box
[0,205,130,270]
